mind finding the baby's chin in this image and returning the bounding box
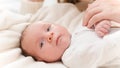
[46,57,61,63]
[41,53,63,63]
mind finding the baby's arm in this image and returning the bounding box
[95,20,111,37]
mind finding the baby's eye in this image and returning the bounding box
[40,41,44,48]
[47,25,51,32]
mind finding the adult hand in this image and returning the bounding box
[83,0,120,28]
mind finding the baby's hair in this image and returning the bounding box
[20,24,38,61]
[20,25,30,56]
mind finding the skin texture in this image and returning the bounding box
[83,0,120,28]
[95,20,111,37]
[21,22,71,62]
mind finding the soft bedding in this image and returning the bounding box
[0,2,120,68]
[0,0,21,13]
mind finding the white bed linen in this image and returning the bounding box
[0,0,21,13]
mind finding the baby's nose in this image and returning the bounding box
[47,32,53,42]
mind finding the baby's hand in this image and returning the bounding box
[95,20,111,37]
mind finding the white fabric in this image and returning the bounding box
[43,0,58,7]
[0,10,31,68]
[0,2,120,68]
[0,0,21,13]
[62,22,120,68]
[29,3,81,33]
[21,0,43,14]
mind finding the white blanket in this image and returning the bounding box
[0,0,21,13]
[0,3,120,68]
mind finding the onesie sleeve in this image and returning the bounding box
[62,29,120,68]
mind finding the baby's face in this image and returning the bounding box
[22,22,71,62]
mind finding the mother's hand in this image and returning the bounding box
[83,0,120,28]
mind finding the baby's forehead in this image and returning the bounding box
[24,22,53,35]
[29,22,51,28]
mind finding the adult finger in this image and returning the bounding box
[86,0,100,12]
[87,12,108,28]
[83,7,102,26]
[83,0,101,26]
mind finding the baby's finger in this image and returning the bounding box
[86,1,99,12]
[99,27,109,34]
[96,31,104,37]
[102,24,111,31]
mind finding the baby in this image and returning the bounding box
[21,21,71,62]
[20,20,111,62]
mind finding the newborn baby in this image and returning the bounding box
[20,21,71,62]
[20,20,111,63]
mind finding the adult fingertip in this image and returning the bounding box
[87,24,92,28]
[83,18,87,26]
[87,26,91,29]
[82,23,87,26]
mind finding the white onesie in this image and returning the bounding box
[62,22,120,68]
